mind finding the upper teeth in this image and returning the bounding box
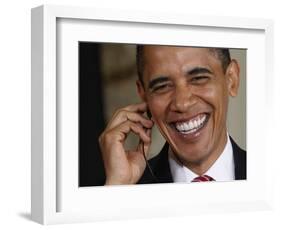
[175,115,206,133]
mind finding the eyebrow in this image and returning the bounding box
[148,76,169,89]
[187,67,213,76]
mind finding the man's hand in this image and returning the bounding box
[98,102,154,185]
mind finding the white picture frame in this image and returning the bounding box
[31,4,274,225]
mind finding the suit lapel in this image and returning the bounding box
[138,143,173,184]
[153,143,173,183]
[230,137,247,180]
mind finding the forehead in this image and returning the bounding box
[143,46,214,62]
[142,46,222,75]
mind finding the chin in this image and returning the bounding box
[173,142,210,164]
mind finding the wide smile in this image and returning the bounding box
[169,113,210,137]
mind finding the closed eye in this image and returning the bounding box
[190,76,209,84]
[151,83,173,93]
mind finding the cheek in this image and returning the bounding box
[202,86,229,125]
[147,96,169,121]
[195,87,228,134]
[196,82,228,108]
[195,86,218,108]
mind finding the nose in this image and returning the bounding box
[170,84,197,112]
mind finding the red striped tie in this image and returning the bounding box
[191,175,215,182]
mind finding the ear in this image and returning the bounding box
[136,80,147,102]
[226,59,240,97]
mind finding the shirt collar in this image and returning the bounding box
[168,135,235,183]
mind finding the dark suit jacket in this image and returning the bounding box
[138,137,246,184]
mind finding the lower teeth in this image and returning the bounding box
[177,121,204,134]
[180,128,198,134]
[174,115,208,134]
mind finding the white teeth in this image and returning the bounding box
[180,124,184,130]
[175,114,207,134]
[190,121,194,129]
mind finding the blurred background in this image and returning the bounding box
[79,42,246,186]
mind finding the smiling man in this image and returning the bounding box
[99,45,246,185]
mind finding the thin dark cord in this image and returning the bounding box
[142,142,158,182]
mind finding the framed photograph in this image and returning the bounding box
[31,5,274,225]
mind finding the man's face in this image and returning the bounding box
[137,46,239,169]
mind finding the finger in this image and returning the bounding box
[122,102,147,113]
[106,110,153,130]
[143,128,152,156]
[137,128,152,158]
[110,120,151,144]
[108,102,147,123]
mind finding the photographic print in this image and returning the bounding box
[78,43,247,186]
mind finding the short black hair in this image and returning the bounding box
[136,45,231,85]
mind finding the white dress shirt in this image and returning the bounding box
[168,135,235,182]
